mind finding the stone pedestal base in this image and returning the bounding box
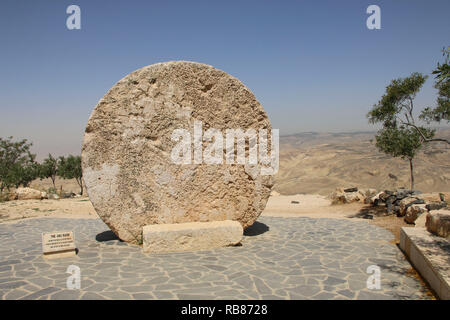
[143,220,243,253]
[400,227,450,300]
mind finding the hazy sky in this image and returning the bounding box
[0,0,449,159]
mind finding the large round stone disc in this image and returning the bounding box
[82,61,274,244]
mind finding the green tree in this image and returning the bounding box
[373,127,425,190]
[39,154,58,190]
[367,73,434,190]
[0,137,38,192]
[420,46,450,127]
[58,155,83,195]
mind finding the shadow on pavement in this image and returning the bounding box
[244,221,269,236]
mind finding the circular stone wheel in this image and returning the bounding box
[82,61,274,244]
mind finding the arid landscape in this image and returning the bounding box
[274,129,450,196]
[18,128,450,198]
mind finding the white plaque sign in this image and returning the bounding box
[42,231,77,258]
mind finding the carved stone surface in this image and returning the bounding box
[82,61,274,243]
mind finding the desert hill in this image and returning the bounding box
[274,129,450,196]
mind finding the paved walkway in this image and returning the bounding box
[0,217,430,300]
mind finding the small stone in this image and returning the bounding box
[404,204,427,224]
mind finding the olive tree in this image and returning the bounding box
[58,155,83,195]
[0,137,38,192]
[39,154,58,190]
[367,73,434,190]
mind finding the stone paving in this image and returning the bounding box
[0,217,431,300]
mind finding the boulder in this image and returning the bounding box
[360,188,377,203]
[15,187,43,200]
[418,192,450,203]
[395,189,413,200]
[48,193,60,200]
[82,61,274,244]
[426,209,450,239]
[404,204,427,224]
[365,188,378,197]
[370,191,384,205]
[378,191,391,202]
[399,197,425,216]
[7,192,17,201]
[330,188,364,204]
[425,202,447,212]
[61,192,76,199]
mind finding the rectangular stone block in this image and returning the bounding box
[400,227,450,300]
[143,220,243,253]
[426,210,450,239]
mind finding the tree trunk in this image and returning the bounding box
[409,158,414,191]
[77,178,83,195]
[51,176,56,190]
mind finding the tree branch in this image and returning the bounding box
[401,121,450,145]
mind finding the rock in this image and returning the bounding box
[40,191,48,199]
[48,193,60,200]
[399,197,425,216]
[404,204,427,224]
[345,192,364,203]
[361,188,377,203]
[370,191,384,205]
[393,205,401,215]
[7,192,17,201]
[415,211,427,228]
[330,189,364,204]
[270,190,280,196]
[426,209,450,239]
[426,202,447,212]
[378,191,391,202]
[291,201,299,204]
[142,220,243,253]
[418,193,446,203]
[395,189,413,200]
[388,173,398,180]
[343,187,358,193]
[15,187,43,200]
[386,201,393,213]
[385,195,396,204]
[365,188,378,197]
[62,192,76,199]
[82,61,274,244]
[330,190,345,204]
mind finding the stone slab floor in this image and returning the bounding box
[0,217,431,300]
